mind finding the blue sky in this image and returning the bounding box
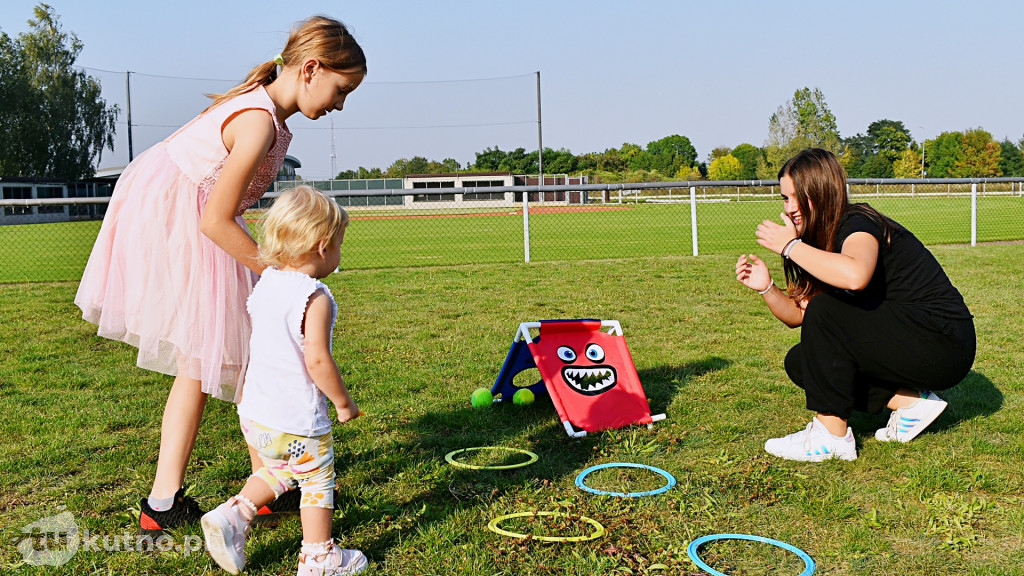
[2,0,1022,179]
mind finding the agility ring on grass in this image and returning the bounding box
[444,446,538,470]
[574,462,676,497]
[687,533,815,576]
[487,511,606,543]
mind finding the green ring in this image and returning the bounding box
[487,511,606,542]
[444,446,539,470]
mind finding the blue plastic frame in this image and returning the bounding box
[574,462,676,497]
[686,533,815,576]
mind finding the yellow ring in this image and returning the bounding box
[444,446,538,470]
[487,511,606,542]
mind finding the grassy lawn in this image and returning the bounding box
[1,246,1022,575]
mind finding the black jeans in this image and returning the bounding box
[785,292,976,419]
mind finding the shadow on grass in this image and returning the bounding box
[330,357,728,560]
[638,356,731,414]
[847,370,1002,435]
[932,370,1003,431]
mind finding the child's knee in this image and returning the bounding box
[299,485,334,509]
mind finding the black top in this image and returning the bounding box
[833,208,972,320]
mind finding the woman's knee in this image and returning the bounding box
[784,344,805,389]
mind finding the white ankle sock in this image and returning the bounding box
[147,494,175,512]
[301,538,333,556]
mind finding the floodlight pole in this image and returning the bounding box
[125,70,134,161]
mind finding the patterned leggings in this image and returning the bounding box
[239,416,335,509]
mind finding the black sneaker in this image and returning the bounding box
[252,488,341,526]
[139,488,204,536]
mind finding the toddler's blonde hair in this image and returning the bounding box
[258,185,348,268]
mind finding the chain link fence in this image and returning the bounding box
[2,178,1022,283]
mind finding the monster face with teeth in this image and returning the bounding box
[526,319,656,434]
[556,342,617,396]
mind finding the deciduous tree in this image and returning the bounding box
[926,129,1001,178]
[998,138,1024,177]
[892,148,923,178]
[730,143,762,180]
[0,4,118,180]
[707,154,743,180]
[760,87,841,178]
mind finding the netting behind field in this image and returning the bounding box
[3,179,1022,283]
[82,67,538,178]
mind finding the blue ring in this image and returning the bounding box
[574,462,676,497]
[687,533,815,576]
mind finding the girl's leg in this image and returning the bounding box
[150,372,207,499]
[201,464,279,574]
[300,506,333,543]
[248,444,263,474]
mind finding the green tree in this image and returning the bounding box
[998,138,1024,177]
[674,165,703,181]
[644,134,697,177]
[707,154,743,180]
[760,87,841,177]
[845,120,913,178]
[540,147,578,174]
[925,129,1001,178]
[959,128,1001,177]
[473,146,508,171]
[707,146,731,163]
[0,31,31,176]
[730,143,762,180]
[892,148,923,178]
[867,120,913,162]
[335,167,384,179]
[619,142,649,172]
[0,4,118,180]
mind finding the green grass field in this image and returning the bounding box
[1,244,1022,575]
[2,196,1022,283]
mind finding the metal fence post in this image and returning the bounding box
[690,186,698,256]
[523,189,531,263]
[971,182,977,247]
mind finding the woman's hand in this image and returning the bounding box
[756,212,798,255]
[735,253,772,293]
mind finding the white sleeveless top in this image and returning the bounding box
[237,268,336,436]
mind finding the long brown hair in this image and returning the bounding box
[206,16,367,111]
[779,148,892,301]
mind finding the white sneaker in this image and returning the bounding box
[201,499,249,574]
[875,391,948,443]
[764,417,857,462]
[297,544,368,576]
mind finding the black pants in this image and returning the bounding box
[785,292,976,420]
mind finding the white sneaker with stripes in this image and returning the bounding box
[764,417,858,462]
[875,391,948,443]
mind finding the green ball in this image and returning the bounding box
[471,388,493,409]
[513,388,535,406]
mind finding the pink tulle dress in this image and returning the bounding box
[76,87,292,403]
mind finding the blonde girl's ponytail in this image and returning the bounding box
[204,61,279,112]
[205,15,367,112]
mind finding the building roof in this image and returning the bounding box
[405,171,512,178]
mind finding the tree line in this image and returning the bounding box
[3,5,1022,184]
[343,86,1024,182]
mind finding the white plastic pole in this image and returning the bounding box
[523,190,531,263]
[690,186,698,256]
[971,183,977,246]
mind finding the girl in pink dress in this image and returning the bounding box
[74,15,366,534]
